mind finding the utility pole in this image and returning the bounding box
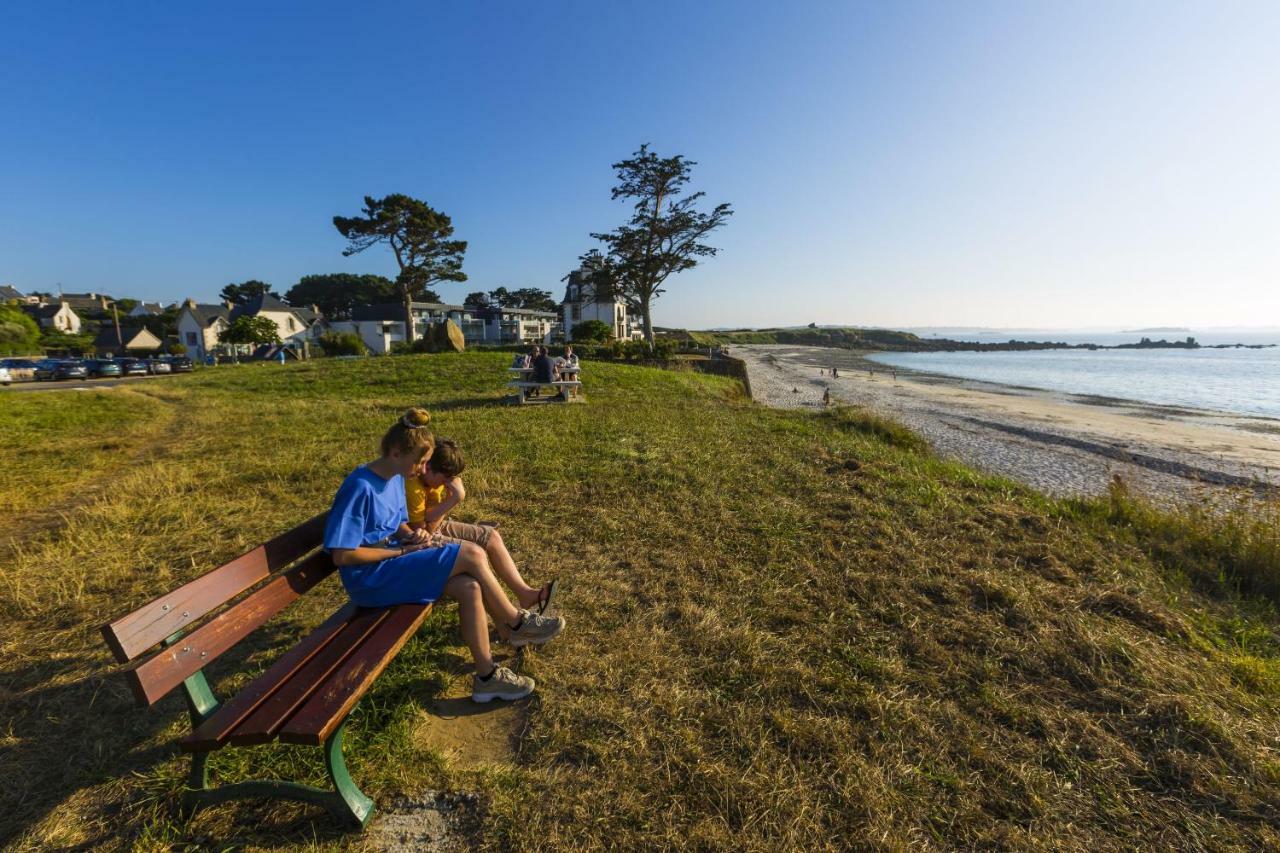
[112,302,123,356]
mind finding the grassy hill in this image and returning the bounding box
[685,326,927,350]
[1,352,1277,849]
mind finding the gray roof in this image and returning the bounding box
[22,302,75,320]
[93,326,160,349]
[184,303,231,327]
[0,285,24,300]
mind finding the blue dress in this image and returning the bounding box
[324,465,460,607]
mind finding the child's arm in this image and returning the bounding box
[422,477,466,532]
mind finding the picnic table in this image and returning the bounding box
[506,364,583,403]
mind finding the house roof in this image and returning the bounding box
[22,302,76,320]
[0,285,24,301]
[94,326,162,349]
[131,302,165,314]
[562,268,621,305]
[183,303,231,327]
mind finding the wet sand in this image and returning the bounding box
[732,345,1280,504]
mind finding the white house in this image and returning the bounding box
[228,293,320,347]
[128,302,168,318]
[328,301,480,354]
[22,301,83,334]
[560,266,642,341]
[477,306,558,345]
[176,299,231,362]
[0,285,38,304]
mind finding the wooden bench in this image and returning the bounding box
[99,512,432,829]
[507,379,583,404]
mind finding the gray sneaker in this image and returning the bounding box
[508,609,565,648]
[472,665,534,703]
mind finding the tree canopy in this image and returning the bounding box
[464,287,557,312]
[333,194,466,343]
[219,280,279,305]
[285,273,397,320]
[0,304,41,355]
[586,145,732,347]
[219,315,281,347]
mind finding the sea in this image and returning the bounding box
[865,329,1280,419]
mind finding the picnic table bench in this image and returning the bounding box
[507,365,583,404]
[100,512,428,829]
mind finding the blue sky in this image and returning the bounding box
[2,1,1277,329]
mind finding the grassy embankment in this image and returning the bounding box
[1,352,1278,850]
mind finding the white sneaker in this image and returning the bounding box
[472,665,534,703]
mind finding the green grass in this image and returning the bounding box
[1,352,1278,850]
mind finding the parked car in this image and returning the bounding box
[115,357,149,376]
[0,358,37,382]
[33,359,63,381]
[87,358,123,378]
[164,355,194,372]
[53,360,89,381]
[0,366,10,386]
[146,358,172,375]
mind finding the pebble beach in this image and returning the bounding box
[733,344,1280,506]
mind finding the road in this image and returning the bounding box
[0,374,180,392]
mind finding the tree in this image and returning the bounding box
[333,194,467,343]
[219,315,281,347]
[219,280,279,305]
[114,298,139,314]
[571,320,612,343]
[509,287,558,313]
[285,273,397,320]
[588,145,732,348]
[463,291,492,309]
[0,304,41,355]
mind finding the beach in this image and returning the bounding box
[732,344,1280,504]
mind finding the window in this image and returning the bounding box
[186,332,198,346]
[288,317,296,331]
[572,305,581,321]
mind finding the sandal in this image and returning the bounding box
[534,579,559,615]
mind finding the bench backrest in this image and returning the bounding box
[101,512,336,707]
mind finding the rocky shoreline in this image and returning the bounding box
[732,344,1280,506]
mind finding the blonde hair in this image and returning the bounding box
[381,407,434,459]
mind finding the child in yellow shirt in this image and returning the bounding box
[406,438,559,617]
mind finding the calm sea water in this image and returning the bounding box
[867,332,1280,419]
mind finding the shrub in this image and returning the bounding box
[318,331,365,356]
[572,320,612,343]
[167,343,187,356]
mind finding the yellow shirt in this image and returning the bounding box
[405,476,447,526]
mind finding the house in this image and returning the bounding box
[328,301,479,354]
[473,305,559,345]
[560,267,642,341]
[128,302,168,318]
[0,285,38,304]
[58,292,115,316]
[94,325,162,355]
[176,299,232,362]
[22,301,83,334]
[228,293,321,348]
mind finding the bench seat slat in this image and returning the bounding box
[278,603,432,746]
[126,550,337,707]
[101,513,327,663]
[180,601,358,752]
[227,607,394,746]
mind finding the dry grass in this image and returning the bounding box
[0,352,1277,850]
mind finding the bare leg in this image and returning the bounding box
[443,574,493,674]
[449,542,521,629]
[483,528,540,608]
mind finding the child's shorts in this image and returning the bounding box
[437,519,496,548]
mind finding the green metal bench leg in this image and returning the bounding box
[181,722,374,829]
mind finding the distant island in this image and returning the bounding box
[1121,326,1192,333]
[676,327,1276,353]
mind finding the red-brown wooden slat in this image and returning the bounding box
[125,550,337,707]
[227,608,393,746]
[101,513,328,663]
[181,601,358,753]
[278,603,432,746]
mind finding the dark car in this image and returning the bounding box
[53,360,89,381]
[33,359,63,381]
[87,358,123,378]
[115,357,149,376]
[164,355,194,372]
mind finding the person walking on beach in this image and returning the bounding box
[822,387,830,406]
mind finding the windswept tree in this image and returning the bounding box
[220,280,279,305]
[588,145,732,348]
[333,194,467,344]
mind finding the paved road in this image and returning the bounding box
[0,374,180,392]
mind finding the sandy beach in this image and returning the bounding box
[732,344,1280,504]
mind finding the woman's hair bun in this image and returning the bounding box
[401,408,431,428]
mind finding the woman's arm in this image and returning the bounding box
[330,543,421,567]
[422,478,466,532]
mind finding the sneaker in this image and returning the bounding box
[472,665,534,703]
[508,609,565,648]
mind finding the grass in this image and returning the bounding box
[1,352,1278,849]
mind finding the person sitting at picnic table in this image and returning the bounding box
[511,351,529,369]
[406,437,559,637]
[324,408,563,703]
[530,345,557,395]
[558,345,579,368]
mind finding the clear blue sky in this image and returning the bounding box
[3,1,1277,329]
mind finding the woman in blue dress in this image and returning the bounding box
[324,408,564,703]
